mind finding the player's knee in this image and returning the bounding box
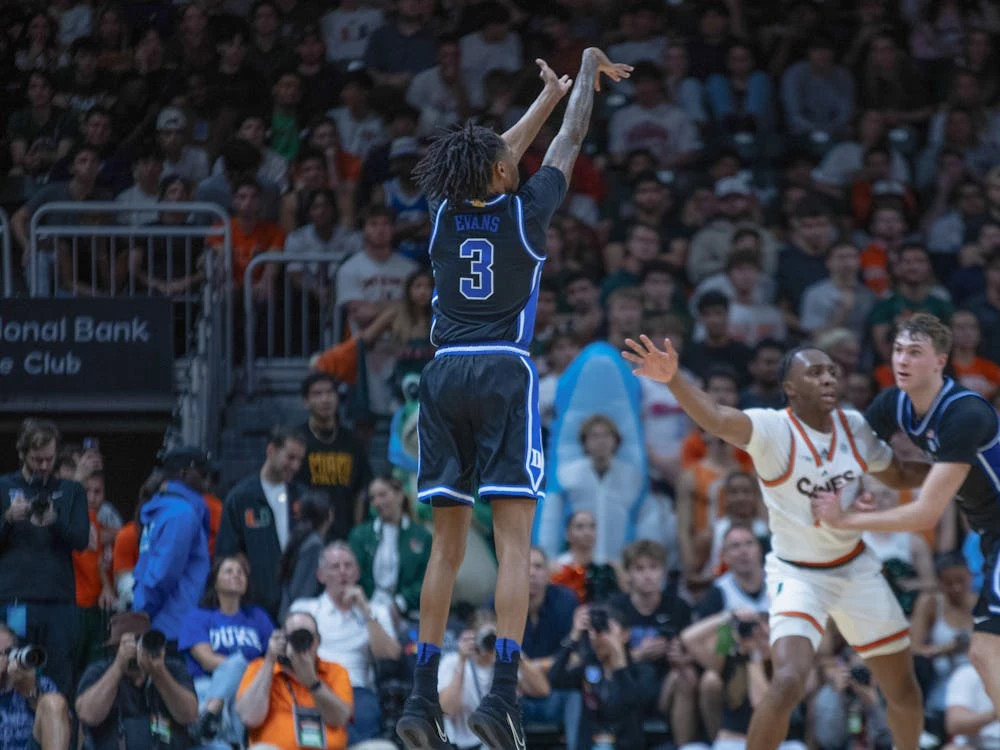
[699,669,722,702]
[769,667,808,708]
[35,692,68,720]
[968,636,994,675]
[430,532,467,567]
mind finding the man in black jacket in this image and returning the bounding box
[216,425,306,620]
[0,418,89,696]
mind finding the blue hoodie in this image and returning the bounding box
[133,480,211,640]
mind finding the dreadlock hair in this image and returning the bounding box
[413,121,507,203]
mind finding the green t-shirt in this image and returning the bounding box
[868,292,953,328]
[270,110,300,161]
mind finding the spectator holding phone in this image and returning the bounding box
[0,622,71,750]
[0,418,89,696]
[811,649,893,750]
[548,605,646,749]
[76,612,199,750]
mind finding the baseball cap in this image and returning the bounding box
[389,137,420,161]
[156,107,186,132]
[161,446,211,475]
[715,176,751,198]
[106,612,151,646]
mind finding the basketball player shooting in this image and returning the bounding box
[814,313,1000,718]
[395,50,631,750]
[623,334,928,750]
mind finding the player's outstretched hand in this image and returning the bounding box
[811,491,846,528]
[536,59,572,97]
[583,48,633,91]
[622,335,679,384]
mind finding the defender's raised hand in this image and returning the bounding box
[622,335,680,384]
[536,59,572,97]
[583,48,633,91]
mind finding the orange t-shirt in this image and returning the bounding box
[237,659,353,750]
[681,432,754,473]
[210,219,286,286]
[551,564,588,603]
[112,521,140,577]
[73,508,103,607]
[860,243,891,297]
[953,356,1000,399]
[874,364,894,389]
[203,493,222,557]
[312,336,360,385]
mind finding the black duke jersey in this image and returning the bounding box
[865,378,1000,535]
[428,166,567,348]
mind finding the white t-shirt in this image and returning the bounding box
[162,146,210,184]
[945,663,1000,748]
[438,653,494,748]
[640,376,692,479]
[115,185,159,226]
[284,224,361,277]
[743,407,892,563]
[406,67,462,137]
[260,478,290,551]
[321,6,384,64]
[459,31,523,109]
[608,102,702,166]
[289,594,394,690]
[328,106,386,161]
[335,250,418,309]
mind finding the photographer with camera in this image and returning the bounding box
[682,610,810,750]
[0,622,71,750]
[548,604,646,749]
[0,419,89,697]
[438,609,550,749]
[607,540,697,745]
[236,611,354,750]
[811,650,893,750]
[76,612,199,749]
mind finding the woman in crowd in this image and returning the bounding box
[180,553,274,748]
[111,469,163,612]
[348,476,431,620]
[439,609,550,748]
[388,269,435,385]
[910,552,976,712]
[278,490,334,620]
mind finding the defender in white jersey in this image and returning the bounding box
[623,336,926,750]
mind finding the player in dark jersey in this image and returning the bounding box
[813,312,1000,716]
[395,51,632,750]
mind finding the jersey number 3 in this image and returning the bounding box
[459,238,494,300]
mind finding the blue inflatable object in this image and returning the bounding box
[532,342,648,551]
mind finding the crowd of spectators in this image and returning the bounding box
[6,0,1000,749]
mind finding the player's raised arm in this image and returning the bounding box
[622,335,753,448]
[543,48,632,185]
[500,60,572,163]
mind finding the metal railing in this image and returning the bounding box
[27,201,235,455]
[0,208,11,297]
[242,251,347,394]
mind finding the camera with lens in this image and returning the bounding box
[138,629,166,659]
[476,626,497,653]
[736,618,760,640]
[849,665,871,686]
[589,607,610,635]
[26,476,51,519]
[8,646,46,670]
[658,624,678,640]
[278,629,315,667]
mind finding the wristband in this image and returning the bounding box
[308,680,322,692]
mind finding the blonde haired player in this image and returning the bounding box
[623,335,927,750]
